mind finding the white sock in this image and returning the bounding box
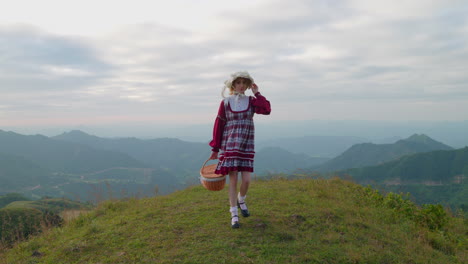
[230,206,238,217]
[238,193,246,203]
[238,193,248,210]
[230,207,239,224]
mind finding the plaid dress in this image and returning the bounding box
[215,97,255,174]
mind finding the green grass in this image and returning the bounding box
[1,177,466,264]
[4,198,90,214]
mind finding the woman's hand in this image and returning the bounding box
[251,83,259,94]
[209,151,218,160]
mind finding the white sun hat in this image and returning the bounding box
[224,71,254,90]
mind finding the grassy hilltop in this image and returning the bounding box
[1,178,466,264]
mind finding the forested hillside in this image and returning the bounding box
[0,153,52,193]
[315,134,453,172]
[342,147,468,184]
[337,147,468,212]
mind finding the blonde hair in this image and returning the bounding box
[221,77,252,98]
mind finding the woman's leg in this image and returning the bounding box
[228,171,240,228]
[238,171,251,217]
[228,171,238,207]
[239,171,251,197]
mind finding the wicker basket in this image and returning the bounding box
[200,158,226,191]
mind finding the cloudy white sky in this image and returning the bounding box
[1,0,468,136]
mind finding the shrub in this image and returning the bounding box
[417,204,448,230]
[0,208,63,247]
[383,192,417,218]
[358,186,449,230]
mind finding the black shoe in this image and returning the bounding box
[237,201,250,217]
[231,216,240,229]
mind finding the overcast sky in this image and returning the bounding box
[1,0,468,136]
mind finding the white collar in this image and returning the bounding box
[231,94,247,103]
[232,92,246,97]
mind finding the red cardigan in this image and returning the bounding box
[209,92,271,152]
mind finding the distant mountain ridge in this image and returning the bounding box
[0,130,145,173]
[314,134,453,172]
[341,147,468,184]
[257,135,368,158]
[255,147,329,175]
[54,130,326,176]
[53,130,211,174]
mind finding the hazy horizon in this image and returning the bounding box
[3,119,468,149]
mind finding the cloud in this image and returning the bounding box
[0,24,112,92]
[1,0,468,130]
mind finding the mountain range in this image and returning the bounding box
[0,130,180,200]
[0,130,145,173]
[1,128,466,211]
[254,147,329,175]
[52,130,329,176]
[1,129,327,200]
[313,134,453,172]
[53,130,211,175]
[257,135,368,158]
[336,147,468,211]
[340,147,468,185]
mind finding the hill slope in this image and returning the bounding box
[315,134,453,172]
[342,147,468,184]
[0,194,30,208]
[337,147,468,211]
[0,153,53,193]
[1,178,466,263]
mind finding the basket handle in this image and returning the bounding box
[201,158,217,171]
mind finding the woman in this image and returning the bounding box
[209,71,271,228]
